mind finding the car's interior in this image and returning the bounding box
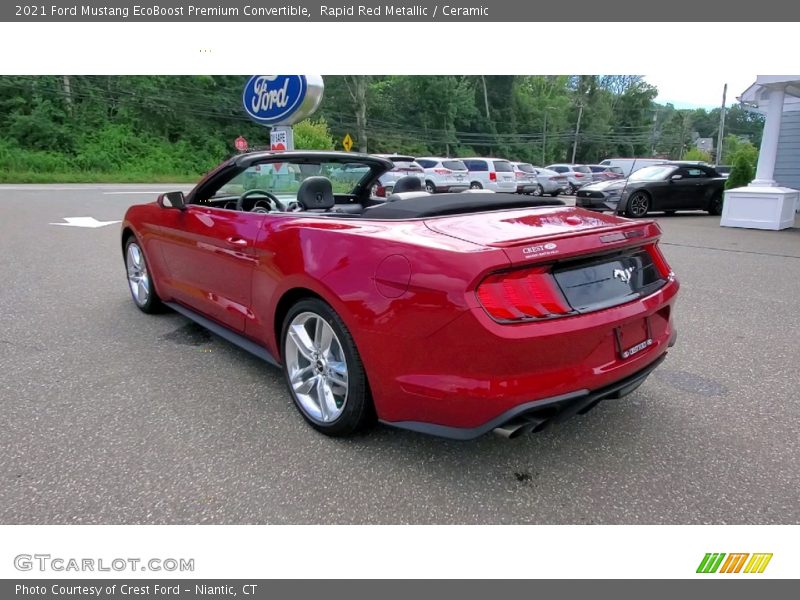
[190,159,566,220]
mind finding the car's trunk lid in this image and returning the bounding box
[424,206,657,261]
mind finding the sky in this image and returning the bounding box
[645,74,757,110]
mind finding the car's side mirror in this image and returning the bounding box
[670,174,683,181]
[158,191,186,210]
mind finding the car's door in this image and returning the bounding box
[660,168,701,210]
[679,167,712,209]
[156,205,262,332]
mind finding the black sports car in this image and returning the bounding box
[575,162,726,217]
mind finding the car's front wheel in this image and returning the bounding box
[281,298,372,437]
[124,236,164,313]
[625,191,651,217]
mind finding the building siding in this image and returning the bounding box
[775,110,800,189]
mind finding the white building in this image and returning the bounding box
[721,75,800,230]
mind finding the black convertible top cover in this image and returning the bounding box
[364,193,565,220]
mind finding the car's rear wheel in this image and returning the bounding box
[281,298,372,437]
[124,236,164,314]
[532,184,544,197]
[470,181,483,190]
[425,180,436,194]
[708,192,723,215]
[568,183,578,195]
[625,191,651,218]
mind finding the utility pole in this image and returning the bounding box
[716,83,727,165]
[542,111,548,165]
[650,109,659,157]
[571,103,584,164]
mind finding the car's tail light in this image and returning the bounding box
[373,184,387,197]
[434,169,451,175]
[575,172,585,178]
[476,266,572,322]
[489,172,497,181]
[515,171,525,179]
[646,243,673,278]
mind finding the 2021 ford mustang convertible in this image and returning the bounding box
[122,151,679,439]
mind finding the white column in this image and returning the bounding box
[751,86,786,186]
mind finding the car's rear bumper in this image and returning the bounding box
[370,277,679,437]
[384,349,671,440]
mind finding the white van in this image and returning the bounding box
[599,158,667,177]
[461,157,517,193]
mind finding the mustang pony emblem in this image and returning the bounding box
[613,266,636,283]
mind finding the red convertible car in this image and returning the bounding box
[122,151,679,439]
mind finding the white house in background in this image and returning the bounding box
[721,75,800,230]
[695,137,714,154]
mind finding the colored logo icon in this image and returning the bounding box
[696,553,773,574]
[242,75,307,126]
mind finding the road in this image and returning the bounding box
[1,184,798,524]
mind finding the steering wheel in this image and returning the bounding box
[236,189,286,212]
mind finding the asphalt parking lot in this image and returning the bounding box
[1,184,799,524]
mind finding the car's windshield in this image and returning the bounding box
[629,165,676,181]
[573,165,592,173]
[212,159,376,199]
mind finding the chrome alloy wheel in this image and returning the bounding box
[285,312,349,423]
[126,242,150,306]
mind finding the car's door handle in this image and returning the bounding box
[225,237,248,248]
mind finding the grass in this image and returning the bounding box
[0,171,201,184]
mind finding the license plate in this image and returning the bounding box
[615,318,653,360]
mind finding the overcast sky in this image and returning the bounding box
[645,74,757,110]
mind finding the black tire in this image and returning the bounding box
[568,183,578,195]
[625,191,651,218]
[424,180,436,194]
[281,298,373,437]
[707,192,723,215]
[124,236,165,314]
[470,181,483,190]
[532,184,544,197]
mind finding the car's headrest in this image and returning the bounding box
[297,176,335,210]
[392,176,423,194]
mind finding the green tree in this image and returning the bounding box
[293,118,335,150]
[725,151,756,190]
[683,148,712,162]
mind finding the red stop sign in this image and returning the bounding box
[234,136,248,152]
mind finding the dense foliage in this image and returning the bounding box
[0,75,764,182]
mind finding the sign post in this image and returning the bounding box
[241,75,324,153]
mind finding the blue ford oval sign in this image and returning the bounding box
[242,75,311,126]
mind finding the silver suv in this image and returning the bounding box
[461,158,517,193]
[545,164,593,194]
[416,157,470,193]
[373,154,426,197]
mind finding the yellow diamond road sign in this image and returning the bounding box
[343,133,353,152]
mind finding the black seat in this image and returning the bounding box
[297,176,335,211]
[392,176,423,194]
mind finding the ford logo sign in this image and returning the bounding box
[242,75,324,126]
